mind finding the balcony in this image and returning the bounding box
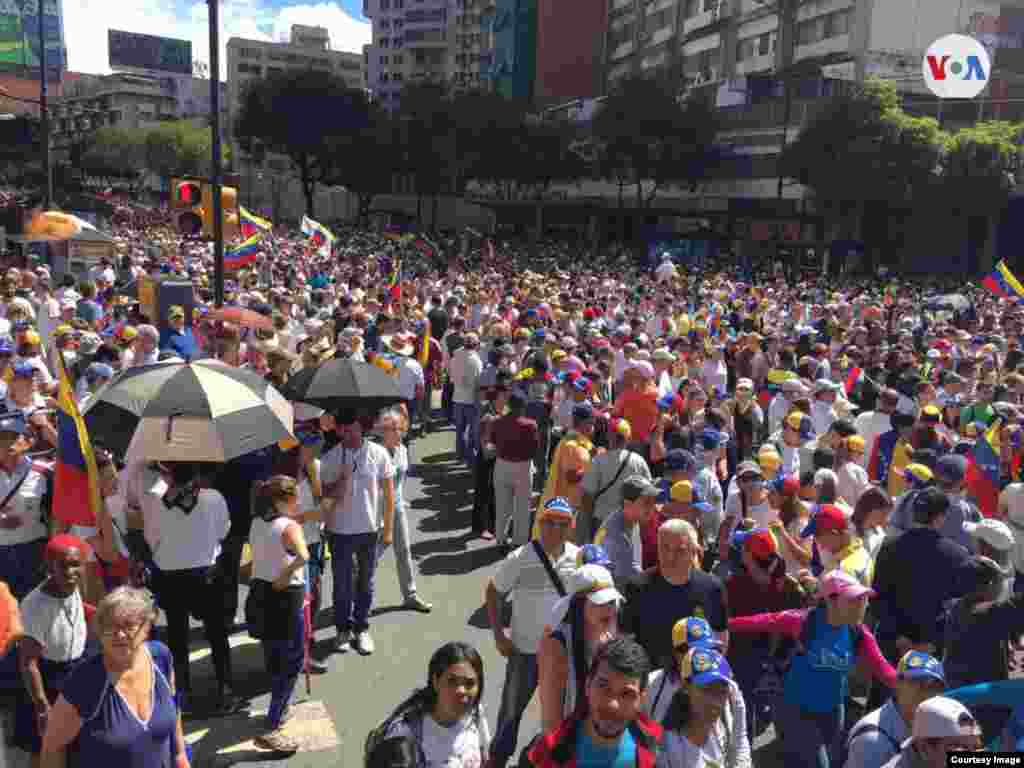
[734,53,773,75]
[715,97,834,131]
[795,34,849,62]
[682,0,730,37]
[610,40,634,60]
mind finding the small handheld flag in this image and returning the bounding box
[239,206,272,238]
[225,234,261,271]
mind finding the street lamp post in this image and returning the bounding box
[208,0,224,308]
[38,0,51,209]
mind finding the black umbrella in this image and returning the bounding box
[81,360,295,461]
[281,358,404,413]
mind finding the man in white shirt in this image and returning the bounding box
[451,333,483,464]
[321,410,395,656]
[0,414,48,599]
[855,387,898,470]
[389,334,425,436]
[486,497,579,768]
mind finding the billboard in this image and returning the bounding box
[108,30,192,76]
[0,0,64,79]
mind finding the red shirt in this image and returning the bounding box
[640,510,666,571]
[492,414,540,463]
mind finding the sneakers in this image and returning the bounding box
[404,595,433,614]
[306,658,329,674]
[255,728,299,754]
[334,630,351,653]
[354,630,375,655]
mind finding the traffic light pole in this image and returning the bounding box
[38,0,51,210]
[209,0,224,308]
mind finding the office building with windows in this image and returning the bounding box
[363,0,495,109]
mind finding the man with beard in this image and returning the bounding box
[528,636,661,768]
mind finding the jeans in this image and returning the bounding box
[263,590,304,730]
[494,458,533,547]
[376,503,417,601]
[491,652,539,768]
[0,539,45,600]
[328,531,380,634]
[772,697,845,768]
[453,402,481,462]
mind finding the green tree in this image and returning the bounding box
[144,119,216,178]
[780,78,944,242]
[319,97,396,225]
[591,74,719,208]
[940,120,1024,209]
[505,116,588,196]
[80,126,146,180]
[234,69,372,217]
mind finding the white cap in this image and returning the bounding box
[963,519,1014,552]
[548,564,623,629]
[907,697,981,746]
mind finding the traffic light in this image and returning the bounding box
[201,184,239,240]
[172,178,203,237]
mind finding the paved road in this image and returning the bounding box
[173,424,785,767]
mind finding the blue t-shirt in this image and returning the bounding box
[784,609,858,713]
[76,299,103,325]
[575,724,636,768]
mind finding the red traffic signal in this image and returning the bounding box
[173,181,201,208]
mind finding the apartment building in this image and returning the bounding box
[226,25,364,137]
[363,0,495,110]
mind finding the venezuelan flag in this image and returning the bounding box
[239,206,272,238]
[225,234,261,271]
[966,418,1002,517]
[53,351,102,527]
[388,259,402,303]
[982,260,1024,303]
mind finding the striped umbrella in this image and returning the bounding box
[81,360,294,462]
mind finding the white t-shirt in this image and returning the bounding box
[251,516,304,587]
[660,687,751,768]
[142,484,230,571]
[836,462,870,508]
[492,541,579,654]
[392,713,491,768]
[397,357,425,402]
[320,440,395,535]
[21,585,87,662]
[297,459,323,545]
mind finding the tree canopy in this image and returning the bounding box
[234,68,376,216]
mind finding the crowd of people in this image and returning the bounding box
[0,197,1019,768]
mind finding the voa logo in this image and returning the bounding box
[923,34,990,98]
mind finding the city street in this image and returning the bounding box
[180,423,785,768]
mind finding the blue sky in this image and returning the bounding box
[62,0,372,77]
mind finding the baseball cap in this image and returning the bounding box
[963,519,1014,552]
[622,475,660,502]
[679,648,734,688]
[768,474,800,497]
[801,504,848,538]
[659,480,713,514]
[907,697,981,746]
[817,569,876,600]
[671,617,720,651]
[784,411,815,440]
[935,455,967,485]
[902,463,935,489]
[733,528,778,560]
[549,564,623,628]
[11,361,34,379]
[664,449,697,473]
[699,429,726,451]
[0,414,27,436]
[758,445,782,471]
[577,544,611,568]
[736,460,763,480]
[540,496,575,521]
[896,650,946,685]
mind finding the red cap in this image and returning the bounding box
[801,504,849,538]
[744,529,777,559]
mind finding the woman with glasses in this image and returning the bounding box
[41,586,189,768]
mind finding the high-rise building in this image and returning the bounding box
[534,0,607,108]
[363,0,495,110]
[227,25,364,138]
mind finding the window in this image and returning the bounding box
[703,0,717,10]
[381,55,389,64]
[737,36,757,61]
[237,62,262,75]
[825,9,850,38]
[610,22,633,48]
[381,37,390,47]
[686,0,700,16]
[394,0,403,8]
[797,17,824,45]
[266,66,284,76]
[647,8,671,32]
[238,47,262,59]
[758,31,770,55]
[393,54,404,65]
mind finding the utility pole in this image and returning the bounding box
[38,0,51,209]
[209,0,224,307]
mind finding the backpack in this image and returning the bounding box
[842,721,902,768]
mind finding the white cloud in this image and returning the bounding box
[62,0,370,78]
